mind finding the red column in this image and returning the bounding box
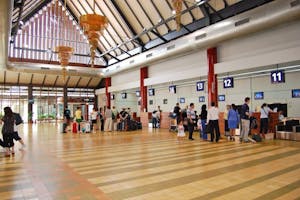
[140,67,148,112]
[105,77,111,108]
[207,47,218,106]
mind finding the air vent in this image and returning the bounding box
[40,67,50,70]
[167,45,175,51]
[235,18,250,27]
[291,0,300,7]
[116,65,120,69]
[146,53,153,58]
[68,69,77,72]
[106,69,109,73]
[129,60,134,64]
[195,33,207,40]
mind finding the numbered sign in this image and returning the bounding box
[196,81,205,91]
[271,70,285,83]
[199,96,205,102]
[223,77,234,88]
[148,88,155,96]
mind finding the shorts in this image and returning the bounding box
[92,120,97,124]
[12,132,22,141]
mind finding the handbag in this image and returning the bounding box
[205,122,211,134]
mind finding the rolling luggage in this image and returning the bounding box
[85,122,91,133]
[62,123,67,133]
[72,122,77,133]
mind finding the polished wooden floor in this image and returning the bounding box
[1,123,300,200]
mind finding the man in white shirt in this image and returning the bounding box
[207,102,220,142]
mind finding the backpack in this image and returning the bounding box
[252,134,262,142]
[250,117,257,129]
[13,113,23,125]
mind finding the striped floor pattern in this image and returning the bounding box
[1,124,300,199]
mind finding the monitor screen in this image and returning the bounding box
[110,94,115,100]
[196,81,205,91]
[121,93,127,99]
[169,85,176,94]
[179,97,185,104]
[199,96,205,102]
[218,95,225,101]
[254,92,264,100]
[136,91,140,97]
[292,89,300,98]
[149,88,155,96]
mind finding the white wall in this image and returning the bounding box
[102,20,300,117]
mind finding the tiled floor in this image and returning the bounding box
[1,123,300,200]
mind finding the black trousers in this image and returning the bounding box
[188,123,194,139]
[210,120,220,142]
[2,133,14,147]
[0,138,4,147]
[260,118,268,134]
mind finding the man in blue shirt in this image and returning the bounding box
[240,97,251,142]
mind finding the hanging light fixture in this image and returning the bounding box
[172,0,183,31]
[80,0,108,67]
[55,0,73,82]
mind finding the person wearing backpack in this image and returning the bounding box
[240,97,251,143]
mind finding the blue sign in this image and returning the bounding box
[218,95,225,101]
[199,96,205,102]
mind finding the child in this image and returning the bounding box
[197,116,202,139]
[177,120,186,143]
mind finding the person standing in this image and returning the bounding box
[157,106,161,128]
[224,105,231,139]
[104,106,113,132]
[187,103,196,140]
[173,103,181,124]
[152,110,159,128]
[200,104,207,140]
[228,104,239,141]
[111,106,118,131]
[1,107,15,156]
[90,108,98,133]
[207,102,220,143]
[75,106,82,133]
[177,120,185,143]
[260,103,272,137]
[240,97,251,143]
[63,106,71,133]
[99,107,105,131]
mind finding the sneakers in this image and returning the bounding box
[19,144,26,151]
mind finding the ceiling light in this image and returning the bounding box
[214,21,232,28]
[172,10,176,15]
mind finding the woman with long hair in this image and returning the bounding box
[1,107,15,156]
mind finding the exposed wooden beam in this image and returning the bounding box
[8,57,105,68]
[75,77,82,88]
[41,75,47,87]
[65,76,71,86]
[86,77,93,88]
[17,73,21,85]
[0,82,97,89]
[53,75,59,87]
[29,74,34,85]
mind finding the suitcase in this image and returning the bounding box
[62,123,67,133]
[85,122,91,133]
[72,122,77,133]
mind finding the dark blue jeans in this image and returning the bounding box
[152,117,158,128]
[201,119,207,140]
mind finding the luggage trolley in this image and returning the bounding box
[169,112,177,132]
